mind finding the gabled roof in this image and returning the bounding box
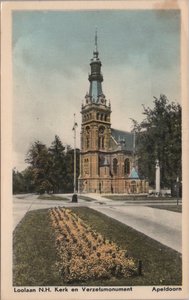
[111,128,134,152]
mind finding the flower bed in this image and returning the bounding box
[49,207,136,283]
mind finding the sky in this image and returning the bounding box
[12,9,181,171]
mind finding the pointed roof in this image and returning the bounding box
[129,167,139,179]
[91,28,100,62]
[94,27,98,53]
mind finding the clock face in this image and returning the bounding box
[99,127,104,134]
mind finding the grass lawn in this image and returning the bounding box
[103,195,148,200]
[38,194,69,201]
[78,195,95,202]
[13,209,60,286]
[13,207,182,286]
[104,195,180,202]
[148,205,182,213]
[72,207,182,286]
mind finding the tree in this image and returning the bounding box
[64,147,80,193]
[21,167,35,193]
[132,95,181,193]
[48,135,66,193]
[25,141,53,194]
[13,168,25,194]
[12,167,35,194]
[24,137,80,194]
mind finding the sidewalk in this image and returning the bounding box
[90,201,182,253]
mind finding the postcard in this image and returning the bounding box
[1,1,189,299]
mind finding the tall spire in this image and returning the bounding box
[95,27,98,53]
[88,29,103,102]
[93,28,99,60]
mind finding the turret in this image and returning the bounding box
[88,30,104,103]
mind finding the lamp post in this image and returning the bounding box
[72,114,78,196]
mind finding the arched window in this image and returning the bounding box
[102,137,104,149]
[101,114,103,121]
[99,155,105,167]
[104,115,107,121]
[86,138,89,148]
[84,158,89,175]
[98,127,105,149]
[98,137,104,149]
[98,136,100,148]
[86,126,90,134]
[113,158,118,175]
[124,158,130,175]
[97,113,99,120]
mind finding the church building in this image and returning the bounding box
[78,34,148,194]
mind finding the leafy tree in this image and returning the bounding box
[25,141,53,194]
[23,137,80,194]
[48,136,80,193]
[132,95,181,193]
[13,167,35,194]
[21,167,35,193]
[13,168,25,194]
[64,147,80,193]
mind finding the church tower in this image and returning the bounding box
[78,32,149,194]
[78,31,112,193]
